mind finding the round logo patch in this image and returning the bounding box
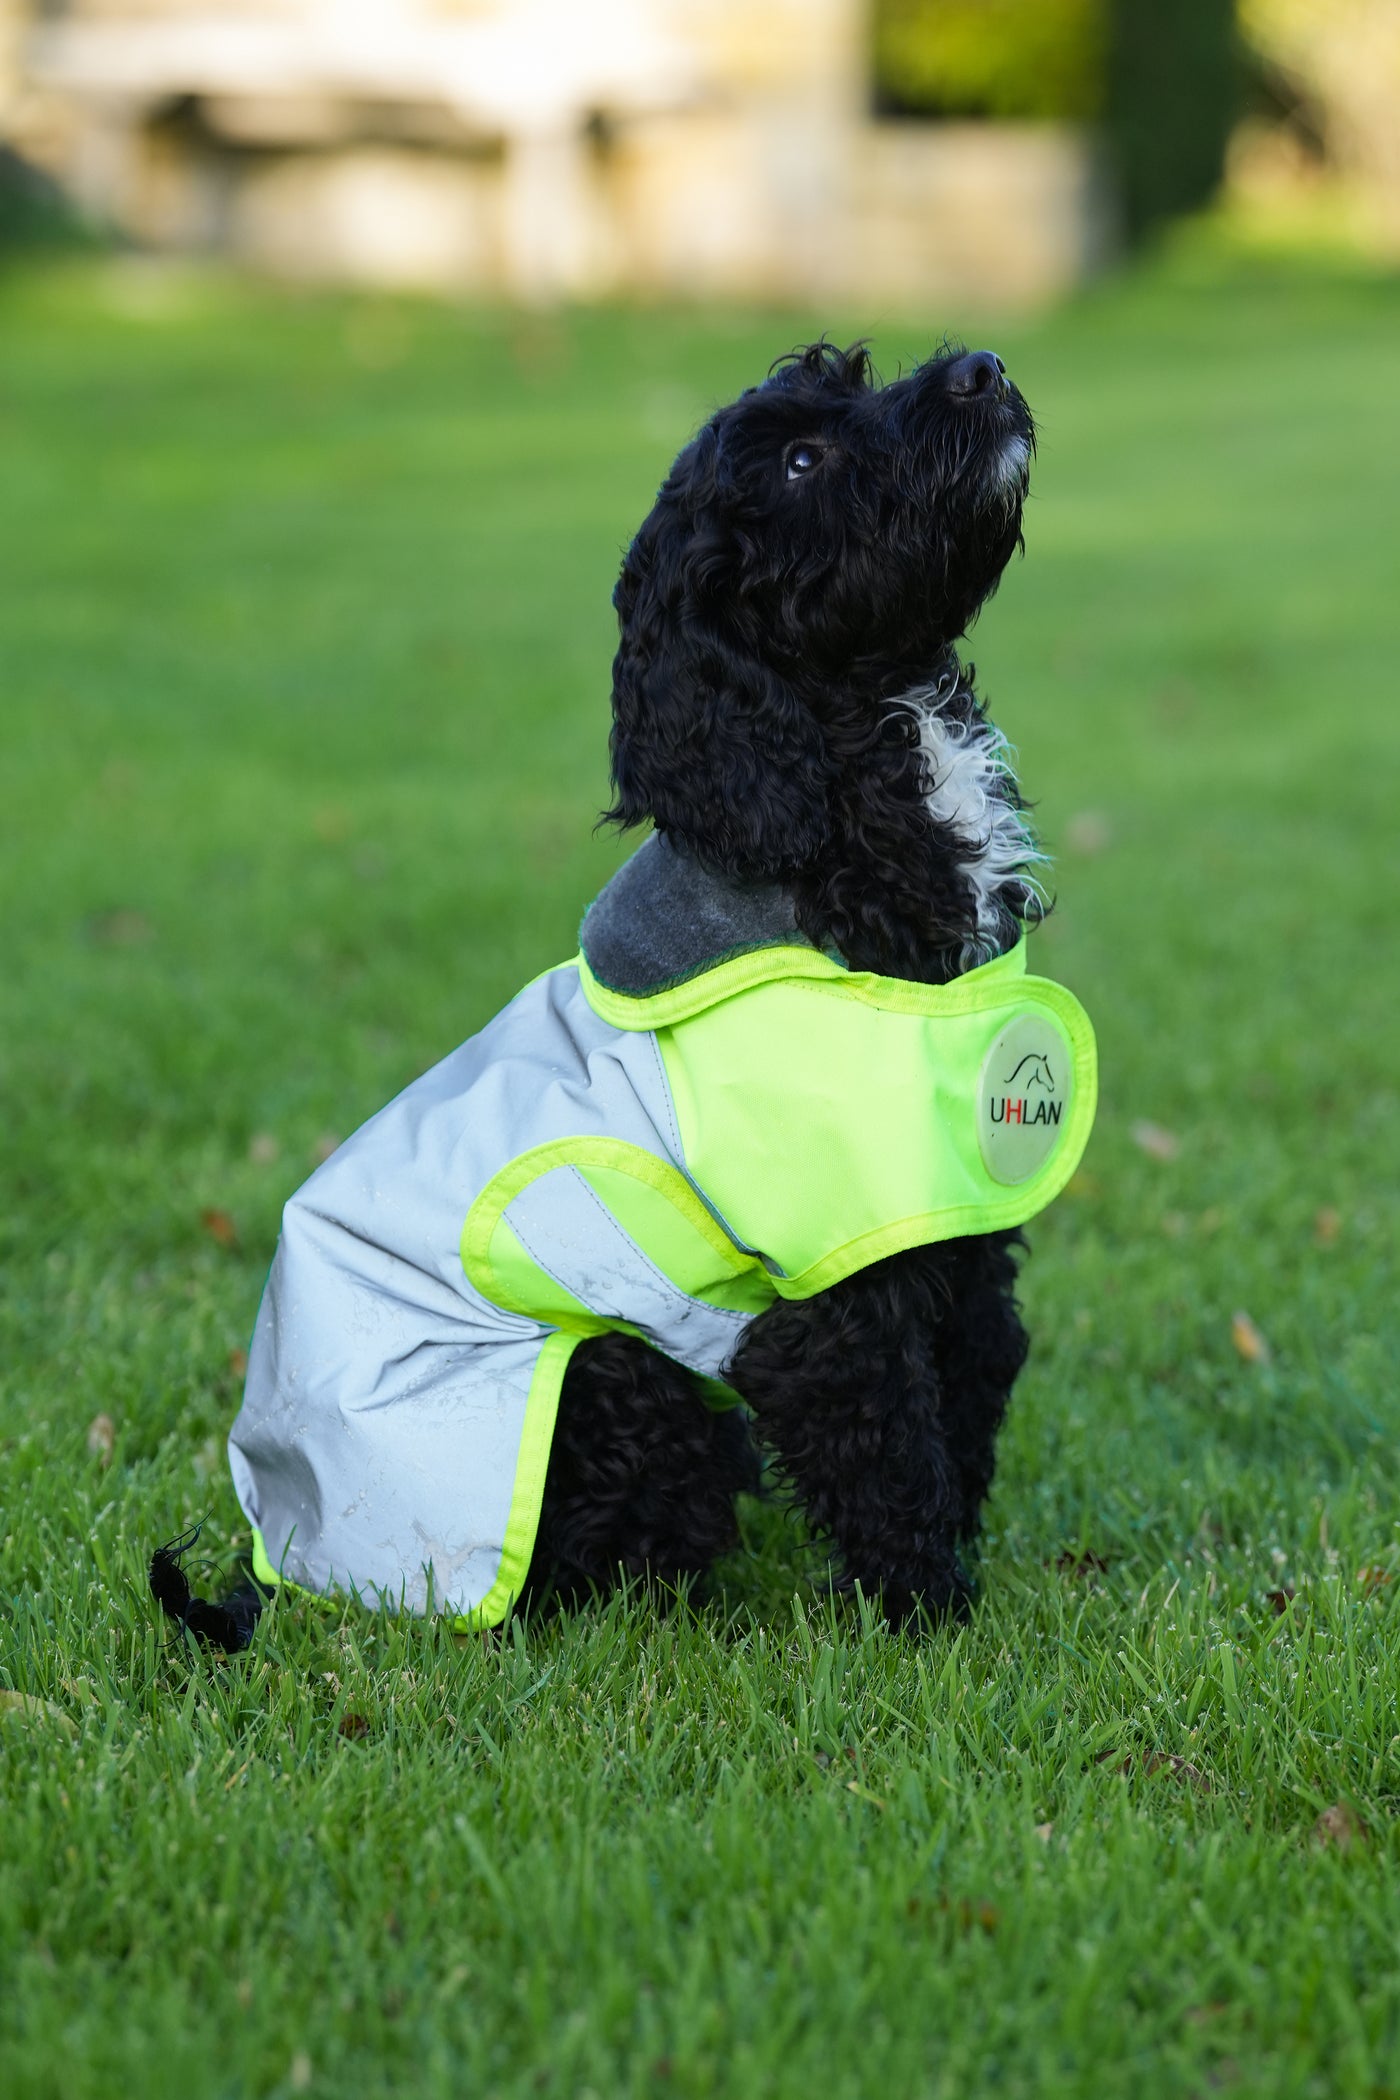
[977,1011,1074,1186]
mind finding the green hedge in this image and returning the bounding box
[872,0,1105,122]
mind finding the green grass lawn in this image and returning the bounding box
[2,245,1398,2100]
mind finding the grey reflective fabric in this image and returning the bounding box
[229,961,695,1617]
[503,1164,751,1377]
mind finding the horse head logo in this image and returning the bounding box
[1002,1051,1055,1093]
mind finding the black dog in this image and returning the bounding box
[153,340,1047,1647]
[528,341,1040,1625]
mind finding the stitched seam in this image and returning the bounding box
[639,1038,766,1261]
[646,1029,684,1159]
[504,1207,598,1311]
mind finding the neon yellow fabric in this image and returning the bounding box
[646,938,1097,1297]
[464,937,1095,1315]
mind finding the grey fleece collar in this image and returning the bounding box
[578,834,806,998]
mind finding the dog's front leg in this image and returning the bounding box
[728,1253,973,1625]
[921,1231,1028,1542]
[525,1331,759,1613]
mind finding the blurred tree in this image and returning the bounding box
[1104,0,1241,236]
[0,143,89,253]
[1239,0,1400,244]
[872,0,1105,120]
[874,0,1243,245]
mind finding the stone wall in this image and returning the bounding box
[9,0,1111,308]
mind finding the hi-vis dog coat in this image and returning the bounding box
[229,837,1097,1627]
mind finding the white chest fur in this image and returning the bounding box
[900,683,1047,966]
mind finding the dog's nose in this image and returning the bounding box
[946,350,1008,401]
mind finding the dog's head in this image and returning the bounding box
[608,340,1034,881]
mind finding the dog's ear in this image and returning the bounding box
[606,493,831,882]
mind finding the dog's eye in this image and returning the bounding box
[784,442,824,481]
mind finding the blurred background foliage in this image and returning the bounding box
[874,0,1240,236]
[0,140,86,252]
[872,0,1107,122]
[873,0,1397,247]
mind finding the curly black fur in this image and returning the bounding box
[540,337,1042,1622]
[523,1332,760,1613]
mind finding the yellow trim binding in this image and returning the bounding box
[577,933,1030,1031]
[454,1328,580,1632]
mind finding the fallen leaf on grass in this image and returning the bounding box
[1313,1803,1367,1852]
[1154,680,1196,724]
[85,1412,115,1466]
[906,1894,1000,1936]
[1142,1753,1214,1793]
[1265,1586,1297,1615]
[228,1346,248,1379]
[86,909,153,947]
[312,804,351,843]
[1231,1310,1271,1365]
[1096,1747,1214,1793]
[1131,1121,1180,1162]
[201,1208,240,1251]
[1356,1566,1392,1596]
[338,1712,371,1742]
[1313,1205,1341,1247]
[1065,811,1112,856]
[1055,1549,1110,1578]
[0,1692,77,1739]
